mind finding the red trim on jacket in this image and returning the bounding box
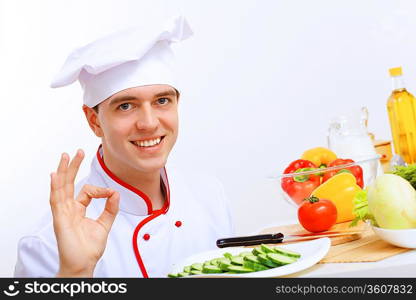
[96,146,153,214]
[94,145,171,278]
[132,167,170,277]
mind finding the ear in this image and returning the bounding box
[82,105,103,137]
[175,89,181,104]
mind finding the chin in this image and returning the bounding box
[134,157,167,173]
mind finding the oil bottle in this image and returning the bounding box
[387,67,416,164]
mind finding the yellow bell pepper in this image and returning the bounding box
[311,173,362,223]
[301,147,337,167]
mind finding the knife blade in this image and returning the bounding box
[216,230,363,248]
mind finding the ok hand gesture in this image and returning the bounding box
[49,150,120,277]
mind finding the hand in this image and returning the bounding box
[49,150,120,277]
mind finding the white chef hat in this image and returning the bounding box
[50,15,192,108]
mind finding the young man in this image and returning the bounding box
[14,16,234,277]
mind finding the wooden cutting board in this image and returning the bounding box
[257,221,410,263]
[258,221,367,246]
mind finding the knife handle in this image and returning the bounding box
[216,233,284,248]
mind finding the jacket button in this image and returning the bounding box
[143,233,150,241]
[175,221,182,227]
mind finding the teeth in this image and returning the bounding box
[134,137,162,147]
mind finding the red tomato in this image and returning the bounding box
[297,196,337,232]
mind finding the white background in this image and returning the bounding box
[1,0,415,276]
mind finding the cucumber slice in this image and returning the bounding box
[227,265,254,273]
[178,272,190,277]
[190,270,203,275]
[252,247,266,256]
[183,266,191,273]
[218,258,232,271]
[273,247,301,258]
[203,260,213,267]
[258,254,280,268]
[230,256,244,266]
[239,251,253,257]
[223,252,233,259]
[167,273,178,278]
[243,260,269,272]
[260,244,276,254]
[191,263,203,271]
[202,265,222,274]
[209,258,222,266]
[243,255,262,264]
[267,253,296,265]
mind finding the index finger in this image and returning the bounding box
[65,149,85,199]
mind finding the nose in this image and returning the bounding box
[135,103,159,131]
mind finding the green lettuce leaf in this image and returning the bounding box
[392,164,416,190]
[350,189,378,227]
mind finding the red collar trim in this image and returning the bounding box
[96,145,155,214]
[95,145,171,277]
[132,168,170,277]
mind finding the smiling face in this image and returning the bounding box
[83,84,179,179]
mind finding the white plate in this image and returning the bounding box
[169,238,330,278]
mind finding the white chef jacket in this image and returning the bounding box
[14,146,234,277]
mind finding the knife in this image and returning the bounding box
[216,230,363,248]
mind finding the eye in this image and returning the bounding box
[119,103,133,111]
[156,98,170,105]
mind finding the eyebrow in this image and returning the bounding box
[154,89,177,97]
[109,89,177,106]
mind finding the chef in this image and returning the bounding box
[14,16,234,278]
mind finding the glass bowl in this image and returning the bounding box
[272,155,380,208]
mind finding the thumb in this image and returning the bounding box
[96,190,120,232]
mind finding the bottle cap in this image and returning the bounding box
[389,67,402,77]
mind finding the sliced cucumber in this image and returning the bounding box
[169,244,300,277]
[209,258,221,266]
[243,255,262,264]
[190,270,203,275]
[184,266,191,273]
[239,251,253,257]
[227,265,254,273]
[257,253,280,268]
[260,244,276,254]
[191,263,203,271]
[267,253,297,265]
[243,260,269,272]
[252,247,266,256]
[203,260,212,267]
[273,247,301,258]
[202,265,222,274]
[230,256,244,266]
[218,258,232,271]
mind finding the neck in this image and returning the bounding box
[100,147,165,210]
[392,75,406,91]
